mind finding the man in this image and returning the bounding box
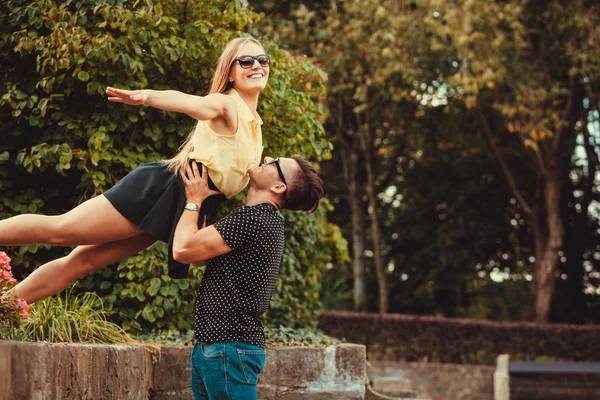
[172,155,323,400]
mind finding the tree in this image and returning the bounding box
[429,0,600,321]
[255,0,463,314]
[253,0,600,322]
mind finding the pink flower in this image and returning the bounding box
[0,252,28,323]
[0,252,11,266]
[0,269,15,282]
[17,298,30,319]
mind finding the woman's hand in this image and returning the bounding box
[106,86,150,106]
[182,162,220,206]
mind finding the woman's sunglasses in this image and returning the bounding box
[232,54,271,69]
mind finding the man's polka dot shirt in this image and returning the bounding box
[194,203,285,348]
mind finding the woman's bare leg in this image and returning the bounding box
[11,233,157,304]
[0,195,143,246]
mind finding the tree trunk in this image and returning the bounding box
[558,169,588,323]
[532,158,564,322]
[531,75,582,322]
[338,92,368,312]
[344,145,368,311]
[363,133,389,314]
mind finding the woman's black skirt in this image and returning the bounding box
[103,162,225,278]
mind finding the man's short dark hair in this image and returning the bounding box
[283,155,324,213]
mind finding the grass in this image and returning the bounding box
[7,289,138,344]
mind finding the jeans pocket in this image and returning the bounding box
[201,342,225,359]
[190,344,196,368]
[237,349,266,384]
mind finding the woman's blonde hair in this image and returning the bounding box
[163,37,265,175]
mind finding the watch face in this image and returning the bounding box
[185,202,198,211]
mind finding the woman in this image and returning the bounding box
[1,36,271,303]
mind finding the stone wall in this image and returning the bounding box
[368,360,494,400]
[259,345,366,399]
[0,341,367,400]
[0,342,153,400]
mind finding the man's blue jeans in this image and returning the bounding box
[190,341,267,400]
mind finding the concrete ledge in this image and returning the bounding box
[494,354,510,400]
[0,341,153,400]
[369,360,493,400]
[0,340,367,400]
[259,344,366,399]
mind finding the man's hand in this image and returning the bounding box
[183,162,220,205]
[106,86,150,106]
[173,162,230,265]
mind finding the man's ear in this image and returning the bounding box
[270,183,286,196]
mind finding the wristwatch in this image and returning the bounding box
[184,202,199,212]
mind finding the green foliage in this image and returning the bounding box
[253,0,600,322]
[135,326,342,347]
[265,325,342,347]
[319,263,354,311]
[461,276,532,321]
[7,289,137,344]
[382,136,532,318]
[1,0,345,332]
[264,200,349,329]
[77,242,203,331]
[136,327,195,345]
[259,43,331,160]
[254,0,485,315]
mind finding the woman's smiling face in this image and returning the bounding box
[229,42,270,94]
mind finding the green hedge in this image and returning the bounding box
[318,311,600,364]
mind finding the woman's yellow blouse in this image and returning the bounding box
[188,89,264,198]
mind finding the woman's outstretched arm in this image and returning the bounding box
[105,87,236,122]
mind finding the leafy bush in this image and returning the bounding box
[135,326,341,347]
[7,288,137,344]
[264,201,349,330]
[265,326,342,347]
[79,242,203,332]
[135,328,196,346]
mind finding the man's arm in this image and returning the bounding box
[172,218,232,266]
[172,162,231,265]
